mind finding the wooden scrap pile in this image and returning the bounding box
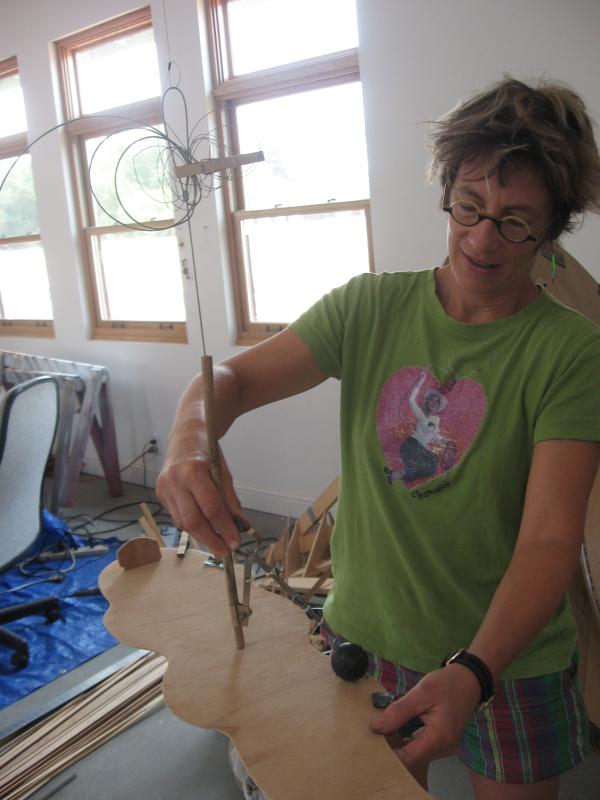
[0,652,166,800]
[261,476,339,602]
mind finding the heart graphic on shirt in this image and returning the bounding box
[376,367,486,489]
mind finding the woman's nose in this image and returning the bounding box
[468,217,503,251]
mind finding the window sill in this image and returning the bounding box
[0,322,55,338]
[90,322,188,344]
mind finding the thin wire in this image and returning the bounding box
[162,0,174,73]
[187,216,207,355]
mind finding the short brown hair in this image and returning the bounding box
[428,77,600,240]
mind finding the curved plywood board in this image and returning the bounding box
[100,548,431,800]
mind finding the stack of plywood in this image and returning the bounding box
[262,476,339,601]
[0,653,166,800]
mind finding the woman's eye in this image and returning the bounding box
[504,217,528,231]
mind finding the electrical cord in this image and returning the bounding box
[0,573,65,595]
[119,444,155,474]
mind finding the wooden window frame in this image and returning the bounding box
[206,1,373,345]
[0,57,54,338]
[56,9,187,344]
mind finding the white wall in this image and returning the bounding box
[1,0,599,518]
[357,0,600,277]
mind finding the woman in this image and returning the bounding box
[157,78,600,799]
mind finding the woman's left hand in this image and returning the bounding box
[369,664,482,770]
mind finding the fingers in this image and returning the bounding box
[157,455,242,558]
[185,477,240,557]
[370,671,477,770]
[389,725,445,771]
[370,693,422,736]
[373,703,454,770]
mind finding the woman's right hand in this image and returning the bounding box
[156,429,247,558]
[157,328,328,555]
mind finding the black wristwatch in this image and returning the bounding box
[441,649,496,712]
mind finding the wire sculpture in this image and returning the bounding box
[0,84,261,233]
[0,69,263,352]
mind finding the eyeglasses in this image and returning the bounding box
[443,200,537,243]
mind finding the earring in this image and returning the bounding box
[550,241,557,283]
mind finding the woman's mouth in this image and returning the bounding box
[464,251,497,270]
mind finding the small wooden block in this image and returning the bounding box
[117,538,162,570]
[177,531,190,557]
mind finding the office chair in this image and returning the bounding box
[0,376,60,669]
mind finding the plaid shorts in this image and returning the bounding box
[322,625,589,784]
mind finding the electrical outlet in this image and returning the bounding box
[147,436,159,454]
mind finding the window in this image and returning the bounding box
[0,57,54,336]
[57,8,187,342]
[207,0,372,343]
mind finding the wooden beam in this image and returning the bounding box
[174,151,264,177]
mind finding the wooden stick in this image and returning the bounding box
[174,151,264,178]
[201,355,245,649]
[139,503,165,546]
[138,516,163,546]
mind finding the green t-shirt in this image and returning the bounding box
[290,268,600,679]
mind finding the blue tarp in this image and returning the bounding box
[0,513,122,709]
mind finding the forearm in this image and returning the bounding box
[166,363,243,459]
[468,439,599,680]
[468,538,581,680]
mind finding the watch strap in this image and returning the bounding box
[441,648,495,711]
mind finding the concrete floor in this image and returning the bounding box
[1,478,599,799]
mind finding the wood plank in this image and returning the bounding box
[0,648,148,744]
[298,529,318,554]
[303,513,333,577]
[283,521,303,577]
[0,654,166,800]
[295,476,339,537]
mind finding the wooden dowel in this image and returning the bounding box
[174,151,264,178]
[138,516,165,547]
[201,355,245,649]
[139,503,165,546]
